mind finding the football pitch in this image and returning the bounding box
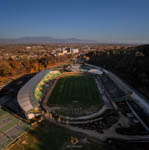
[48,74,103,108]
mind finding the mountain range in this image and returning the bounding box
[0,37,96,44]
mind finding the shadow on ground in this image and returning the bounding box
[0,73,36,118]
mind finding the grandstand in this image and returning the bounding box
[0,107,29,150]
[17,70,61,119]
[97,73,126,101]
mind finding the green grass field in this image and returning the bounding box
[48,74,103,109]
[48,74,104,117]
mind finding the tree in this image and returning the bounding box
[0,61,12,76]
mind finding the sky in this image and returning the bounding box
[0,0,149,43]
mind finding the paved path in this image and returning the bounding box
[59,106,107,121]
[45,104,108,121]
[45,115,149,142]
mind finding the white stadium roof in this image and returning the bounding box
[88,69,103,75]
[17,70,50,116]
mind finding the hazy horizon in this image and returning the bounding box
[0,0,149,44]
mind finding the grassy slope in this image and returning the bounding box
[48,74,103,107]
[9,121,149,150]
[9,121,104,150]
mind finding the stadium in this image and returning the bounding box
[1,63,149,149]
[16,65,106,120]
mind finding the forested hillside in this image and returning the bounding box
[85,45,149,98]
[0,55,72,87]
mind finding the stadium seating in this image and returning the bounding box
[99,74,125,100]
[17,70,61,119]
